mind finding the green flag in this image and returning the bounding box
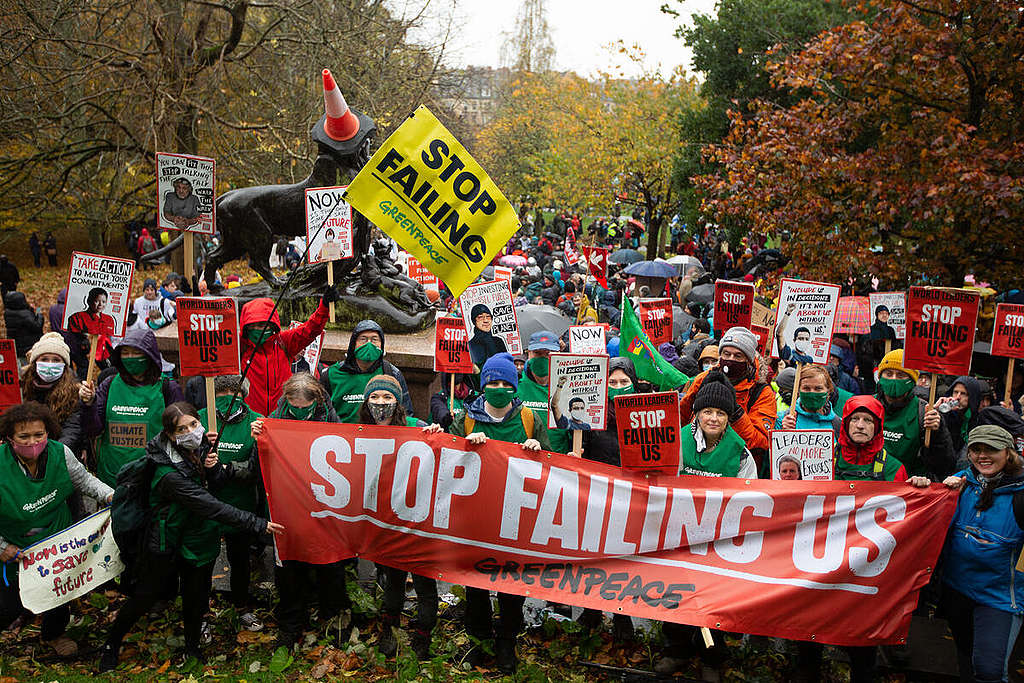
[619,297,690,390]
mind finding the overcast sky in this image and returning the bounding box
[403,0,719,78]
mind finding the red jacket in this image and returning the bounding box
[239,297,329,416]
[838,395,908,481]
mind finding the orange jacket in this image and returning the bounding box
[679,369,776,452]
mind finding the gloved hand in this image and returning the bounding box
[729,404,745,424]
[322,285,339,305]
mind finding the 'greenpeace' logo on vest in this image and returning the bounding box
[112,405,149,417]
[883,430,905,443]
[22,488,58,513]
[219,442,245,452]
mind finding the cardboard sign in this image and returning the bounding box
[19,509,124,614]
[62,251,135,338]
[582,246,608,284]
[615,391,681,475]
[904,287,980,376]
[461,279,522,363]
[405,253,439,292]
[770,278,841,365]
[305,186,353,263]
[156,152,215,234]
[713,281,754,338]
[289,321,325,377]
[770,430,834,481]
[547,353,609,431]
[568,325,607,355]
[342,106,520,298]
[0,339,21,411]
[493,266,513,281]
[868,292,906,340]
[752,300,775,329]
[638,298,673,348]
[434,316,473,373]
[992,303,1024,360]
[175,297,240,376]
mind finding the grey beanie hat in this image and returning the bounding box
[775,367,797,392]
[719,326,758,363]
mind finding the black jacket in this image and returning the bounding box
[4,292,43,357]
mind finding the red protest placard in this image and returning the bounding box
[407,254,439,292]
[615,391,680,475]
[638,298,673,348]
[175,297,240,376]
[434,317,473,373]
[713,281,754,338]
[0,340,21,412]
[752,325,771,356]
[992,304,1024,360]
[582,246,608,285]
[904,287,980,376]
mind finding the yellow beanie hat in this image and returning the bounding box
[877,349,919,384]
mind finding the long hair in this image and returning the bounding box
[356,398,408,426]
[281,372,329,406]
[20,362,80,425]
[161,401,199,436]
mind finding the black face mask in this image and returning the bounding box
[719,358,748,382]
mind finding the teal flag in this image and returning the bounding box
[619,297,690,390]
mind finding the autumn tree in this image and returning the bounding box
[699,0,1024,286]
[477,65,702,256]
[0,0,449,253]
[500,0,556,75]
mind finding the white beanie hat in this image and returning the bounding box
[29,332,71,366]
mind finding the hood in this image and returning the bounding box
[4,291,28,310]
[56,288,67,305]
[140,228,150,237]
[975,406,1024,437]
[948,375,983,416]
[112,326,162,370]
[240,297,282,334]
[609,356,639,388]
[839,395,886,462]
[341,319,386,373]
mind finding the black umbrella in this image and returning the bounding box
[686,283,715,304]
[608,249,643,265]
[515,304,571,341]
[672,305,696,340]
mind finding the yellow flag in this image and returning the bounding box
[343,106,520,297]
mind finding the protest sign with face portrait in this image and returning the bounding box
[62,252,135,338]
[289,321,325,378]
[770,278,841,365]
[770,430,834,481]
[305,186,353,263]
[868,292,906,340]
[461,279,522,365]
[156,152,215,234]
[547,353,608,431]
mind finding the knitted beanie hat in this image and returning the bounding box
[693,369,738,415]
[718,326,758,363]
[28,332,71,366]
[481,352,519,390]
[364,374,402,402]
[877,349,919,384]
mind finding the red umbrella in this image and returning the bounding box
[835,296,871,335]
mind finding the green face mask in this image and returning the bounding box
[608,385,634,402]
[245,325,274,346]
[527,356,549,377]
[484,386,516,408]
[354,341,383,363]
[121,356,149,376]
[285,402,316,420]
[798,391,829,412]
[878,376,914,398]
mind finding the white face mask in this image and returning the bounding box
[175,423,206,450]
[702,362,714,372]
[35,361,65,383]
[570,408,587,422]
[794,339,811,354]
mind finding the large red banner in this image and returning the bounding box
[259,420,957,646]
[992,303,1024,360]
[904,287,980,376]
[713,281,754,339]
[175,297,240,376]
[0,340,22,412]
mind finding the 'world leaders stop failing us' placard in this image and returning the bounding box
[343,106,520,297]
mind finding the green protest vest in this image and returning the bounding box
[679,424,746,478]
[881,398,923,476]
[327,364,374,424]
[515,375,569,453]
[151,455,220,567]
[200,396,261,514]
[97,376,165,486]
[0,441,73,548]
[834,447,904,481]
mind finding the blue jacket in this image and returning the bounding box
[942,469,1024,613]
[775,399,840,434]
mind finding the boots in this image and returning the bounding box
[495,637,517,675]
[410,627,432,660]
[378,615,399,657]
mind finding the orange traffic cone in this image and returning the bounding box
[322,68,360,142]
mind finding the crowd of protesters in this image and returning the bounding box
[0,214,1021,683]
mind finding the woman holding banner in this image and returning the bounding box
[99,402,282,671]
[250,373,352,651]
[0,402,113,657]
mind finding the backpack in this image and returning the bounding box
[109,455,156,567]
[464,406,534,440]
[745,382,771,477]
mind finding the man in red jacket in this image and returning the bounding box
[239,290,335,416]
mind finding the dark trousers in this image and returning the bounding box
[223,532,254,608]
[106,556,213,651]
[662,622,727,666]
[380,565,438,631]
[795,641,877,683]
[0,560,70,640]
[944,587,1023,683]
[274,560,349,637]
[465,587,524,641]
